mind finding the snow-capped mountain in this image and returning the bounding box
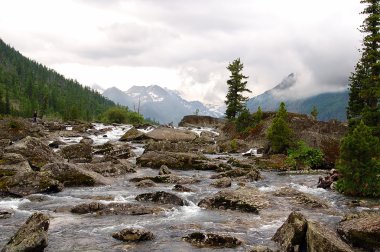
[102,85,225,124]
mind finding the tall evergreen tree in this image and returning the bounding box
[225,58,251,119]
[267,102,293,153]
[347,0,380,136]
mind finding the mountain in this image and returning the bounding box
[102,85,225,124]
[0,39,115,120]
[246,73,349,121]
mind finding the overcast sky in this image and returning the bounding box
[0,0,363,105]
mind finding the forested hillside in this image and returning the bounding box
[0,39,115,121]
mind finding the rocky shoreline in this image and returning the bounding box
[0,116,378,251]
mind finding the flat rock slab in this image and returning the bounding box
[273,187,329,209]
[198,187,269,213]
[71,202,164,215]
[135,191,185,206]
[112,228,154,242]
[145,127,197,142]
[183,232,242,248]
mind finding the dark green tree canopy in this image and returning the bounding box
[225,58,251,119]
[347,0,380,135]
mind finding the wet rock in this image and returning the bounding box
[44,121,66,131]
[48,140,66,149]
[71,202,163,215]
[0,153,32,177]
[41,162,110,187]
[135,191,185,206]
[337,211,380,251]
[256,154,288,170]
[211,177,232,188]
[130,174,200,185]
[79,137,94,145]
[137,151,223,171]
[0,117,44,141]
[227,157,256,169]
[272,211,308,252]
[2,212,49,252]
[0,171,63,197]
[79,160,136,177]
[250,245,279,252]
[119,127,145,141]
[198,187,269,213]
[60,143,92,162]
[136,179,156,188]
[183,232,242,248]
[158,165,171,175]
[211,168,261,181]
[273,187,329,209]
[172,184,194,192]
[307,221,353,252]
[112,228,154,242]
[0,210,14,219]
[145,127,197,142]
[93,142,136,159]
[4,136,62,170]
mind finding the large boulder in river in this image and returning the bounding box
[272,211,308,252]
[41,162,110,186]
[119,127,145,141]
[135,191,185,206]
[0,117,44,141]
[79,159,136,177]
[137,151,225,171]
[71,202,163,215]
[272,211,353,252]
[60,143,92,162]
[178,115,225,128]
[0,153,32,177]
[0,171,63,197]
[337,211,380,251]
[158,165,171,175]
[273,187,329,209]
[306,221,353,252]
[130,174,200,185]
[112,228,154,242]
[211,177,232,188]
[145,127,197,142]
[198,187,269,213]
[183,232,242,248]
[2,212,49,252]
[4,136,62,169]
[211,168,261,181]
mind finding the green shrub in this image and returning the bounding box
[286,141,324,169]
[267,102,293,153]
[336,121,380,197]
[101,107,144,125]
[230,139,238,152]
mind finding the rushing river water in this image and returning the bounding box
[0,124,379,251]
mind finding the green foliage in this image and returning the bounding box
[230,139,238,152]
[101,107,144,125]
[236,108,252,132]
[336,121,380,197]
[310,106,318,120]
[347,0,380,136]
[225,58,251,119]
[0,39,115,121]
[194,108,199,115]
[286,141,324,170]
[254,106,263,122]
[267,102,293,153]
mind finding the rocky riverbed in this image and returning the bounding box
[0,118,379,251]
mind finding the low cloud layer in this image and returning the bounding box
[0,0,363,104]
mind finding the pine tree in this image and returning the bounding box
[310,106,318,120]
[347,0,380,136]
[225,58,251,119]
[267,102,293,153]
[337,121,380,197]
[254,106,263,123]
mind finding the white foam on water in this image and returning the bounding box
[258,185,278,192]
[137,126,155,134]
[112,195,134,203]
[90,124,133,145]
[178,126,219,137]
[60,136,83,144]
[0,198,31,210]
[290,182,326,195]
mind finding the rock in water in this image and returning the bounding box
[145,127,197,142]
[306,221,353,252]
[198,187,269,213]
[183,232,242,248]
[60,143,92,162]
[119,127,145,141]
[0,153,32,177]
[71,202,163,215]
[337,211,380,251]
[158,165,171,175]
[135,191,185,206]
[112,228,154,242]
[2,212,49,252]
[272,211,308,252]
[4,136,62,169]
[211,177,232,188]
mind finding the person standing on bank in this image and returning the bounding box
[33,111,37,123]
